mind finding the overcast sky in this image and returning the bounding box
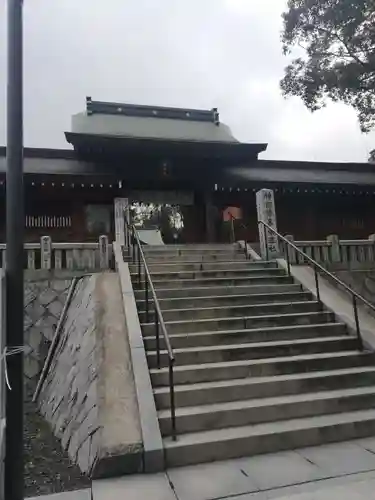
[0,0,374,162]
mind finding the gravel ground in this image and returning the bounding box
[24,385,91,498]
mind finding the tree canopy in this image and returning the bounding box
[280,0,375,132]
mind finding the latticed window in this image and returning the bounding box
[25,215,72,228]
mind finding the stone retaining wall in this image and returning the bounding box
[39,275,100,474]
[24,277,71,383]
[38,272,143,477]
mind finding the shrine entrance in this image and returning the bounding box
[62,98,267,246]
[130,203,184,244]
[114,192,209,245]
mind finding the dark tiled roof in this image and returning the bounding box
[0,148,374,187]
[220,162,375,186]
[0,148,100,176]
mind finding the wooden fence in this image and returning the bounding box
[281,234,375,266]
[0,236,112,271]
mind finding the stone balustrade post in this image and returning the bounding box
[54,249,62,270]
[27,250,35,270]
[41,236,52,270]
[368,234,375,262]
[327,234,341,263]
[285,235,297,264]
[99,235,109,269]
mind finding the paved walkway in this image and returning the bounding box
[90,438,375,499]
[29,438,375,500]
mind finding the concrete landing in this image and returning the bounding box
[91,437,375,500]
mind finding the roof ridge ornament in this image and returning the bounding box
[85,96,220,125]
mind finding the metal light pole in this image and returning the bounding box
[5,0,24,499]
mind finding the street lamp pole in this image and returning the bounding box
[5,0,24,498]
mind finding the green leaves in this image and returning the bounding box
[281,0,375,131]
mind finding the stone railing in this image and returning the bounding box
[282,234,375,266]
[0,236,112,271]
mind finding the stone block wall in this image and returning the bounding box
[39,275,101,475]
[24,277,71,384]
[37,272,143,478]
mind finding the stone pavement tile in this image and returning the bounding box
[296,441,375,476]
[238,451,322,490]
[355,436,375,455]
[167,460,258,500]
[28,490,91,500]
[265,470,375,499]
[92,473,176,500]
[266,478,375,500]
[227,493,268,500]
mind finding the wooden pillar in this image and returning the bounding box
[204,192,216,243]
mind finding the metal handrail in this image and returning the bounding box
[258,220,375,350]
[124,219,177,440]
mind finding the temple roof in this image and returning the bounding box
[65,98,267,164]
[70,98,239,144]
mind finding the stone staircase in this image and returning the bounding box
[130,244,375,468]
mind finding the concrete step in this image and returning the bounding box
[134,283,303,300]
[154,366,375,409]
[143,244,239,252]
[163,408,375,467]
[143,323,347,350]
[144,253,248,262]
[134,260,278,273]
[133,268,286,281]
[158,386,375,436]
[147,274,293,291]
[143,248,246,259]
[147,336,357,368]
[136,268,287,281]
[143,245,240,252]
[137,290,311,312]
[141,311,336,336]
[139,300,320,323]
[150,351,375,386]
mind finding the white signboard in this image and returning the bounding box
[256,189,279,259]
